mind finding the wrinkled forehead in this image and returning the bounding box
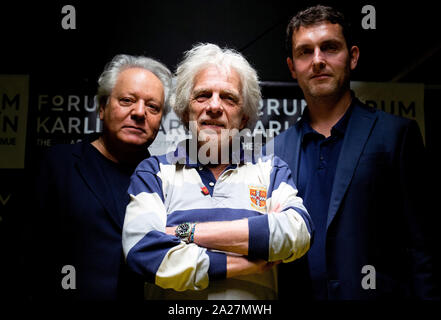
[114,67,164,93]
[193,64,242,93]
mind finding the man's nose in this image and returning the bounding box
[312,48,326,72]
[131,101,146,119]
[206,94,223,114]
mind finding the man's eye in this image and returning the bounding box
[147,104,160,113]
[222,95,238,103]
[322,44,339,52]
[120,98,133,105]
[195,93,210,102]
[297,49,312,57]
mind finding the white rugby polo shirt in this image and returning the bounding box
[122,140,313,300]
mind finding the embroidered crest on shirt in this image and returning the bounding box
[249,186,267,211]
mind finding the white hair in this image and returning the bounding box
[172,43,261,129]
[97,54,172,114]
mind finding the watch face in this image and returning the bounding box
[176,223,190,237]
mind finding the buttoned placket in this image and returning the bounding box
[318,131,341,171]
[196,165,238,197]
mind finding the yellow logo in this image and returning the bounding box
[249,186,267,210]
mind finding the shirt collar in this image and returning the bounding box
[299,97,354,144]
[170,139,250,169]
[332,101,353,136]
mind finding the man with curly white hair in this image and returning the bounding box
[122,43,313,299]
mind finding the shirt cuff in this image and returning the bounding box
[207,250,227,280]
[248,215,269,260]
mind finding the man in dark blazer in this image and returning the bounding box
[30,54,172,300]
[271,5,438,299]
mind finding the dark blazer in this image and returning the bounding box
[272,99,438,299]
[30,134,144,300]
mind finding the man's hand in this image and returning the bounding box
[269,203,282,214]
[226,255,281,278]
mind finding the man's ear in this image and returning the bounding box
[182,110,190,130]
[98,96,109,121]
[349,46,360,71]
[99,104,105,120]
[286,57,297,79]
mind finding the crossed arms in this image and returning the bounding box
[164,211,279,278]
[122,155,313,291]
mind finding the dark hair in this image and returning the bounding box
[286,5,353,57]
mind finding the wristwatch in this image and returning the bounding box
[175,222,196,243]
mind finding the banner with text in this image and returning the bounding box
[0,78,427,163]
[0,75,29,169]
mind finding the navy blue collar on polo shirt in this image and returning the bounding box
[171,139,255,167]
[171,139,254,196]
[297,101,353,300]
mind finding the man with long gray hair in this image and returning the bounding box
[122,43,313,299]
[31,54,172,300]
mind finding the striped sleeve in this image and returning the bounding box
[248,155,313,263]
[122,157,226,291]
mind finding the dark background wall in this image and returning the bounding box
[2,0,441,83]
[1,0,440,151]
[0,0,439,302]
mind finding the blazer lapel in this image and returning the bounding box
[74,141,122,228]
[326,103,377,229]
[285,123,303,186]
